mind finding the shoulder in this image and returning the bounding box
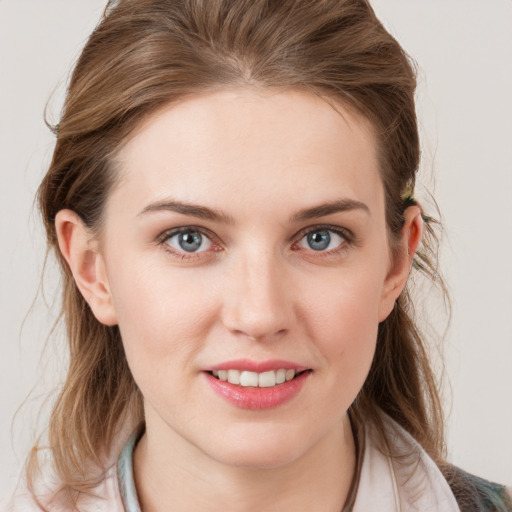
[6,451,125,512]
[361,413,512,512]
[444,465,512,512]
[354,414,460,511]
[6,422,139,511]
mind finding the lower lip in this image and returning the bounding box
[204,371,310,410]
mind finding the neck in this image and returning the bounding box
[133,411,356,512]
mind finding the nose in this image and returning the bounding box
[221,251,293,342]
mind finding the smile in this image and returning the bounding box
[204,365,311,410]
[210,368,299,388]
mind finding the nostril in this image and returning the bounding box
[233,328,289,343]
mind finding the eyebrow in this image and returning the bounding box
[138,197,369,224]
[290,198,370,222]
[138,199,235,224]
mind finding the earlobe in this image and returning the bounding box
[378,205,423,322]
[55,209,118,326]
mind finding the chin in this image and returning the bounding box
[200,425,312,470]
[212,446,303,470]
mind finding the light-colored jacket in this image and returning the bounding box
[7,414,512,511]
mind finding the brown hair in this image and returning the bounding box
[32,0,449,502]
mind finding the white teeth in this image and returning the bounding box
[240,371,259,387]
[212,368,302,387]
[258,370,276,388]
[227,369,240,385]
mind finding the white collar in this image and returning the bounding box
[352,414,459,512]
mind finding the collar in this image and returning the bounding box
[116,414,459,512]
[117,428,143,512]
[352,414,459,512]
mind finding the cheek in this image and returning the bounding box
[301,266,383,340]
[106,255,217,383]
[299,267,382,385]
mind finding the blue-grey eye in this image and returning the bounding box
[299,229,344,252]
[166,229,212,253]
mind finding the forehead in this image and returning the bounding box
[111,88,383,220]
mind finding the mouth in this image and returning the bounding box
[203,359,312,409]
[207,368,311,388]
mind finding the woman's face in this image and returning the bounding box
[95,89,402,468]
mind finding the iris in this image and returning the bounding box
[178,230,203,252]
[307,230,331,251]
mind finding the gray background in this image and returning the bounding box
[1,0,511,504]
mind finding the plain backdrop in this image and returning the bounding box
[1,0,511,504]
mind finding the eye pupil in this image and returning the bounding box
[179,231,202,252]
[307,230,330,251]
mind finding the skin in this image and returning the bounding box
[56,89,422,511]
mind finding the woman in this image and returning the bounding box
[8,0,511,510]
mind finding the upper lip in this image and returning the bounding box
[205,359,309,373]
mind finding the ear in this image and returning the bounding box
[378,205,423,322]
[55,209,118,326]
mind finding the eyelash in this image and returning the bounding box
[291,224,355,257]
[157,226,221,260]
[157,224,356,260]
